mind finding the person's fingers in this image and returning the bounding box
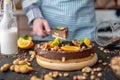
[43,20,51,34]
[36,26,45,38]
[33,18,50,38]
[33,23,45,38]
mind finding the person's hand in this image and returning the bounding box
[33,18,51,38]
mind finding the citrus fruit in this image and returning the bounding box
[17,37,34,49]
[84,37,91,46]
[61,45,80,52]
[26,37,32,41]
[50,38,59,47]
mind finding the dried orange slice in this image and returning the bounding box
[61,45,80,52]
[84,37,91,46]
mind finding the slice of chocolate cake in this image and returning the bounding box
[52,27,68,40]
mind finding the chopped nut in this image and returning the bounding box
[81,46,86,50]
[37,44,40,49]
[30,54,35,61]
[44,74,53,80]
[97,72,102,77]
[100,47,104,51]
[48,72,53,77]
[95,78,100,80]
[102,62,107,66]
[29,51,35,55]
[26,62,31,65]
[77,75,86,80]
[93,68,97,72]
[82,72,88,77]
[96,67,102,72]
[98,60,102,63]
[30,76,42,80]
[90,75,95,80]
[103,50,108,54]
[107,57,110,59]
[71,40,80,47]
[82,67,92,73]
[59,73,62,77]
[62,57,65,62]
[52,71,59,78]
[91,71,94,75]
[63,72,69,77]
[73,75,78,80]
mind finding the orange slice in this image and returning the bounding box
[25,41,34,49]
[26,37,32,41]
[84,37,91,46]
[50,38,59,47]
[61,45,80,52]
[17,37,31,49]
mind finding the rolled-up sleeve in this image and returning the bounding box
[21,0,43,26]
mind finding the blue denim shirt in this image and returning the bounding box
[22,0,96,41]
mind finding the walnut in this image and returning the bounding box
[71,40,80,47]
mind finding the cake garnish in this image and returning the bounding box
[50,38,60,47]
[80,38,84,44]
[61,45,80,52]
[17,35,34,49]
[83,37,91,46]
[56,26,65,30]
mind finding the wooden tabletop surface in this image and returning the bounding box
[0,41,119,80]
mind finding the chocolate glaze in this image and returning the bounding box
[35,43,95,60]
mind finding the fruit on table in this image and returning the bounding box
[61,45,80,52]
[84,37,91,46]
[17,36,34,49]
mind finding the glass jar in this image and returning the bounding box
[94,21,120,47]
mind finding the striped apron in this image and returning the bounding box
[34,0,96,41]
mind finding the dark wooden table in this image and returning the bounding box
[0,41,119,80]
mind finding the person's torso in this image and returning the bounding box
[34,0,96,41]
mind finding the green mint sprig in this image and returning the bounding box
[53,42,59,46]
[80,38,84,44]
[23,35,29,39]
[56,26,64,30]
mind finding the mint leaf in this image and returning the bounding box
[18,35,20,38]
[56,26,63,30]
[23,35,28,39]
[59,39,63,43]
[53,42,59,46]
[80,39,84,44]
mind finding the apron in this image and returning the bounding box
[34,0,96,41]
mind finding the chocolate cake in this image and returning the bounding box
[52,27,68,40]
[35,38,98,70]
